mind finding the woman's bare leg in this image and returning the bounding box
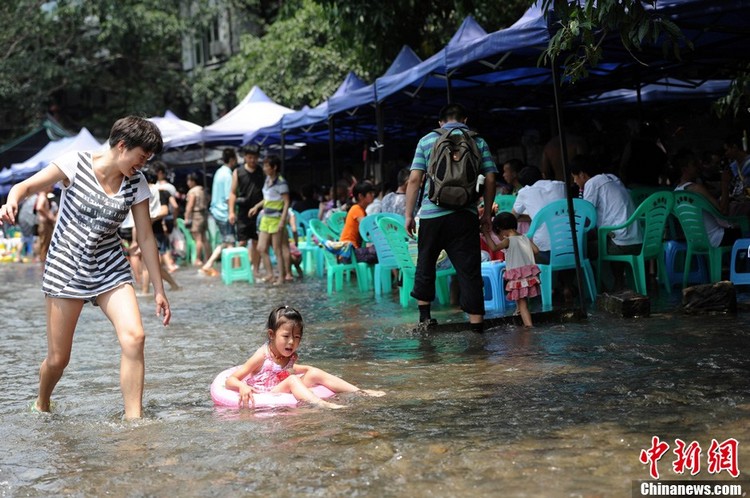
[97,284,146,419]
[36,297,85,411]
[270,230,287,283]
[257,231,274,281]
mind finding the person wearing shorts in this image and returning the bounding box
[248,155,291,284]
[200,148,238,276]
[229,144,265,278]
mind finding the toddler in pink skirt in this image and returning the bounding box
[481,212,540,327]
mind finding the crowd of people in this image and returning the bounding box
[1,108,749,418]
[2,110,749,332]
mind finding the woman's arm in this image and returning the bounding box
[0,164,66,225]
[184,191,195,224]
[248,198,265,217]
[228,170,239,225]
[132,200,171,326]
[280,193,290,225]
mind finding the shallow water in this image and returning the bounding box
[1,263,749,497]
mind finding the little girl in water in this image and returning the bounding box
[226,305,385,409]
[482,212,541,327]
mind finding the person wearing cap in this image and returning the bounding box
[339,181,378,263]
[229,144,265,279]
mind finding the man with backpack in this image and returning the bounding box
[404,103,498,333]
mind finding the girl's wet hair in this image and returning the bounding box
[266,305,304,335]
[492,211,518,232]
[108,116,163,154]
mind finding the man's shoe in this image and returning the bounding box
[416,318,438,331]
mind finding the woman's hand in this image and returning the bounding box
[238,384,256,409]
[248,206,258,217]
[155,292,171,326]
[0,201,18,225]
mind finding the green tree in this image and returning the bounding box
[539,0,690,82]
[315,0,530,75]
[193,0,368,115]
[0,0,191,141]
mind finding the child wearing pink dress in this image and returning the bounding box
[481,212,540,327]
[225,305,385,409]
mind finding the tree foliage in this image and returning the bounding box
[194,0,369,114]
[315,0,530,75]
[539,0,690,82]
[0,0,191,140]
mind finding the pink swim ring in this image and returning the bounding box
[210,366,335,408]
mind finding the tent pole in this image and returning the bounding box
[376,102,385,183]
[280,130,286,174]
[446,75,453,103]
[201,142,207,189]
[551,61,588,317]
[328,116,336,187]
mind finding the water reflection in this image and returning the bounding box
[0,264,748,496]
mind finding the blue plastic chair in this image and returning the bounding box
[730,238,750,286]
[481,261,507,314]
[663,240,708,287]
[326,210,347,237]
[526,198,598,310]
[359,213,405,295]
[296,208,319,239]
[296,208,324,277]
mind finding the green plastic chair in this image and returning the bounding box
[175,217,197,265]
[672,190,748,286]
[376,217,455,308]
[308,219,369,294]
[526,198,598,310]
[597,191,673,295]
[326,210,347,237]
[629,186,669,208]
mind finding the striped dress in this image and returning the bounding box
[42,151,150,302]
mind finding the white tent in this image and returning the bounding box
[200,86,295,145]
[9,128,102,181]
[148,110,203,150]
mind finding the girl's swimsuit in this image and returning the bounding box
[246,344,298,392]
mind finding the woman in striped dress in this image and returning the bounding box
[0,116,171,419]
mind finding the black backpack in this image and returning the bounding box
[424,127,482,209]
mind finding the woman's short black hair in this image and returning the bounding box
[108,116,163,155]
